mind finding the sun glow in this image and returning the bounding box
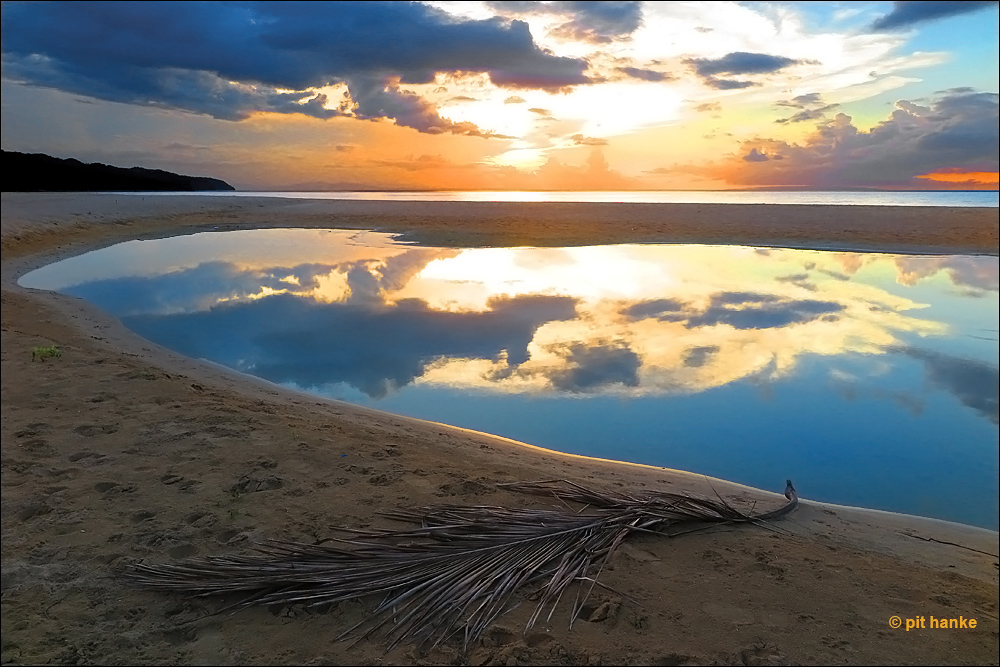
[400,247,678,311]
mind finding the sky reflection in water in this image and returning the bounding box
[20,229,999,529]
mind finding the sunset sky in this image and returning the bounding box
[2,1,998,191]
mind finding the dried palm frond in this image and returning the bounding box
[125,479,797,652]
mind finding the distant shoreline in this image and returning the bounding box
[1,149,235,192]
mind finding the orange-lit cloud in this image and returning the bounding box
[656,92,999,190]
[916,170,999,186]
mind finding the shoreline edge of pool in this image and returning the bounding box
[2,192,998,666]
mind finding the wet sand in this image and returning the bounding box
[2,193,998,665]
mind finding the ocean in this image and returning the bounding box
[119,190,999,207]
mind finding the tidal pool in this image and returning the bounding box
[20,229,999,529]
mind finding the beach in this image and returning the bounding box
[2,192,998,665]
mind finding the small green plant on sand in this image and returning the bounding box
[31,345,62,361]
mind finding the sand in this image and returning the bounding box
[2,192,998,666]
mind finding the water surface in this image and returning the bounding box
[20,229,999,528]
[121,189,999,207]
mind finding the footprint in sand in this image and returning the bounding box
[74,424,119,437]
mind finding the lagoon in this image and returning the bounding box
[19,228,999,529]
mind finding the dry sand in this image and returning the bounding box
[2,192,998,666]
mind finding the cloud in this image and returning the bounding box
[614,66,675,82]
[529,107,554,115]
[890,347,999,424]
[342,249,460,304]
[570,134,608,146]
[62,260,338,316]
[775,104,839,124]
[60,248,459,316]
[68,252,581,398]
[622,293,844,330]
[549,1,644,43]
[870,1,999,31]
[684,51,808,89]
[123,291,578,398]
[773,93,839,124]
[703,78,759,90]
[681,345,719,368]
[775,273,817,291]
[373,154,473,172]
[686,52,805,78]
[777,93,823,108]
[893,256,999,292]
[0,2,591,134]
[621,298,688,322]
[684,292,844,330]
[527,149,639,190]
[348,76,509,137]
[504,95,527,104]
[547,342,641,392]
[683,90,999,189]
[694,102,721,113]
[489,1,644,43]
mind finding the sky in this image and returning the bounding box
[2,1,998,191]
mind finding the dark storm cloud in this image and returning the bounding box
[890,347,999,424]
[547,342,641,392]
[870,1,998,31]
[488,1,643,43]
[0,1,590,133]
[121,291,579,399]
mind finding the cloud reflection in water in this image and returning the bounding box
[45,234,997,414]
